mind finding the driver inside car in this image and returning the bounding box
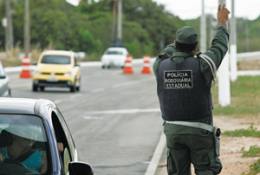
[0,124,47,174]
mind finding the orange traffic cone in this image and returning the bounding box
[141,56,151,74]
[123,54,134,74]
[19,56,32,78]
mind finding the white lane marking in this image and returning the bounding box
[10,84,28,88]
[91,88,105,93]
[144,132,166,175]
[112,78,154,88]
[70,93,81,99]
[143,161,151,165]
[112,81,139,88]
[84,108,160,115]
[83,116,103,120]
[112,80,143,88]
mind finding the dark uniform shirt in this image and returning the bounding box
[153,25,229,123]
[154,25,229,85]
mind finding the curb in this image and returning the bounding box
[144,132,166,175]
[237,70,260,76]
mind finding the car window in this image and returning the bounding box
[0,114,49,175]
[41,55,71,65]
[51,111,73,175]
[105,50,124,55]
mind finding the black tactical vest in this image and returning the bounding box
[156,56,212,123]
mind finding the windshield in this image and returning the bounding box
[41,55,71,64]
[105,50,124,55]
[0,114,49,175]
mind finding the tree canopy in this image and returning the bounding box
[0,0,259,59]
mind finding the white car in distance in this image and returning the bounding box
[101,47,128,69]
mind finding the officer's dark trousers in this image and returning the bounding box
[164,123,222,175]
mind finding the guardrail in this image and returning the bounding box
[237,51,260,61]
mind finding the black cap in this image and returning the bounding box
[176,26,198,44]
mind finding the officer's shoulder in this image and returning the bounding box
[158,43,176,59]
[195,52,202,59]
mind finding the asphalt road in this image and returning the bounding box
[7,65,163,175]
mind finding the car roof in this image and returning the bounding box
[41,50,75,57]
[0,98,55,121]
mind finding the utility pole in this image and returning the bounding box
[112,0,117,45]
[24,0,30,57]
[200,0,206,52]
[217,0,231,106]
[230,0,237,81]
[5,0,14,51]
[112,0,122,47]
[117,0,122,44]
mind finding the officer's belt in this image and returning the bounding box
[165,121,214,132]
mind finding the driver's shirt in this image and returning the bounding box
[0,147,43,173]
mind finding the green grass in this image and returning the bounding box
[242,159,260,175]
[212,76,260,117]
[242,146,260,157]
[223,126,260,137]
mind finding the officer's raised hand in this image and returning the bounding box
[217,5,230,26]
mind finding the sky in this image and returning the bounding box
[153,0,260,20]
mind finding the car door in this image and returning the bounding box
[51,109,77,175]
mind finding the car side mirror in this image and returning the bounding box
[69,162,93,175]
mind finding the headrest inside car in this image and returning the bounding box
[0,130,13,147]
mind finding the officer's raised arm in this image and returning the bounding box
[199,5,230,83]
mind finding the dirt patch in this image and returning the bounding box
[214,116,260,175]
[238,60,260,70]
[155,116,260,175]
[214,116,260,131]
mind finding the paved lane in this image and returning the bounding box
[7,65,163,175]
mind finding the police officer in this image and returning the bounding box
[153,5,230,175]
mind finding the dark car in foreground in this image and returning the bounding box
[0,98,93,175]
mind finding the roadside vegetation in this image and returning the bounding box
[223,128,260,175]
[223,126,260,175]
[242,146,260,157]
[242,159,260,175]
[212,76,260,117]
[0,0,260,61]
[0,0,184,60]
[215,78,260,175]
[223,126,260,137]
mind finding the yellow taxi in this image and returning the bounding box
[32,50,81,92]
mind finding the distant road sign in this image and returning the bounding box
[66,0,81,6]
